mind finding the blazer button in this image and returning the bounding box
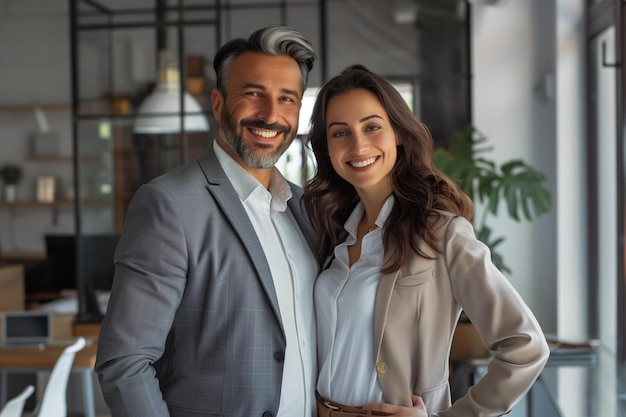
[262,412,274,417]
[273,351,285,362]
[376,361,388,374]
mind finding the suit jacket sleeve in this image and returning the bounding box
[95,182,188,417]
[436,216,550,416]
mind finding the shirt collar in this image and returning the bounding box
[344,195,395,237]
[213,140,292,211]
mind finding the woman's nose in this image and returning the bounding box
[350,132,369,154]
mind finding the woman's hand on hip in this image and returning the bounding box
[361,395,427,416]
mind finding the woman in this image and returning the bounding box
[303,65,550,417]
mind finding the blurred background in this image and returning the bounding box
[0,0,623,416]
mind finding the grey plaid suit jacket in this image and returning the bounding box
[95,145,319,417]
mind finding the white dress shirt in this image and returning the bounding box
[214,141,318,417]
[316,196,394,406]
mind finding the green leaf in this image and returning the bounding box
[432,125,553,275]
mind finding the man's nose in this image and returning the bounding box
[257,98,279,124]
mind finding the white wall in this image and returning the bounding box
[471,0,563,334]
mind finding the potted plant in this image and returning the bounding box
[433,126,552,274]
[433,126,553,358]
[0,163,23,202]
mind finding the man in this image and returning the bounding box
[95,26,319,417]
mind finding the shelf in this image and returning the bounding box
[0,252,46,264]
[26,155,104,163]
[0,199,110,208]
[0,103,71,112]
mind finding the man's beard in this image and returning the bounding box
[219,105,295,169]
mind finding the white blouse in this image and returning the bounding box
[315,196,394,406]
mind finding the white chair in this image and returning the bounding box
[33,337,86,417]
[0,385,35,417]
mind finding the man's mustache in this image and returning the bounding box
[240,119,290,133]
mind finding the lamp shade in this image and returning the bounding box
[133,49,210,134]
[134,88,209,134]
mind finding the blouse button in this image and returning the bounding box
[376,361,388,374]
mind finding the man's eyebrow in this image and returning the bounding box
[242,83,300,99]
[242,83,265,90]
[327,114,383,129]
[281,87,300,98]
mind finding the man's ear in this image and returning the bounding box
[211,88,224,123]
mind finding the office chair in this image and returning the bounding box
[0,385,35,417]
[33,337,86,417]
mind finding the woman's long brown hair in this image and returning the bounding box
[303,65,473,273]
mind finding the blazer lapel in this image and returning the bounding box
[196,147,283,330]
[373,269,399,356]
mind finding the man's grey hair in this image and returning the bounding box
[213,25,316,95]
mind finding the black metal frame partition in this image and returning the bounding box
[69,0,224,322]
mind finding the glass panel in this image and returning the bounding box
[587,2,626,414]
[593,25,619,417]
[77,119,116,234]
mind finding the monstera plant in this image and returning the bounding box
[433,126,553,274]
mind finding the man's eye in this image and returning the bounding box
[246,91,260,97]
[280,96,295,103]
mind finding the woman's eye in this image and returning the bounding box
[330,130,347,138]
[366,125,381,132]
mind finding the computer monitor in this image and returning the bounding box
[1,311,51,345]
[44,234,121,292]
[44,234,77,291]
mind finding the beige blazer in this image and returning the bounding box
[373,212,550,416]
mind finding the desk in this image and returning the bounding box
[0,338,98,417]
[451,341,601,417]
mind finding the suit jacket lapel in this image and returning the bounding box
[196,147,284,330]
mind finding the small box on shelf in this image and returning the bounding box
[32,131,60,156]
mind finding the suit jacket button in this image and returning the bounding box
[376,361,388,374]
[273,351,285,362]
[262,412,274,417]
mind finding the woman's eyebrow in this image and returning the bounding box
[327,114,383,129]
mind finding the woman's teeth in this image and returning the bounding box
[350,157,376,168]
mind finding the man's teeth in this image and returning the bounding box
[252,129,278,138]
[350,157,377,168]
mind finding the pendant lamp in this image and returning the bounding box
[134,49,209,134]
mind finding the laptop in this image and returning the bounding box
[1,311,51,346]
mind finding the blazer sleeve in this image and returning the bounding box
[435,216,550,416]
[95,182,188,417]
